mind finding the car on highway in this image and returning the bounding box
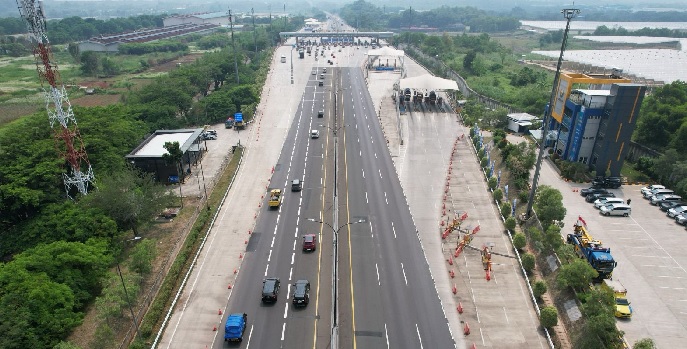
[262,278,280,303]
[310,130,319,138]
[650,194,682,206]
[586,192,616,203]
[580,187,608,197]
[600,203,632,217]
[302,234,317,251]
[594,197,625,209]
[291,179,302,192]
[292,280,310,307]
[659,201,686,212]
[667,206,687,218]
[318,110,324,118]
[641,184,665,197]
[675,213,687,225]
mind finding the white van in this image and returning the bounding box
[310,130,319,138]
[594,197,625,209]
[281,55,286,63]
[599,203,632,217]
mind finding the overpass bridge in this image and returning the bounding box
[279,31,394,44]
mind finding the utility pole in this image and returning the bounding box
[252,8,257,53]
[407,7,412,47]
[526,8,580,218]
[228,9,239,84]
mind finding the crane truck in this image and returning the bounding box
[602,279,633,318]
[566,217,617,280]
[268,189,282,208]
[224,313,247,342]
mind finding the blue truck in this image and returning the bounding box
[566,219,617,280]
[234,112,245,130]
[224,313,247,342]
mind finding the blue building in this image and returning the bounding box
[548,73,646,177]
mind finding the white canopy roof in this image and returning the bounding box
[399,74,459,91]
[367,46,405,57]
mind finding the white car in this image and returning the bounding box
[594,197,625,209]
[651,194,682,205]
[310,130,319,138]
[641,184,665,197]
[667,206,687,218]
[675,213,687,225]
[600,203,632,217]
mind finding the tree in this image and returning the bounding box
[633,338,657,349]
[512,233,526,250]
[162,141,184,208]
[67,43,80,63]
[100,56,120,76]
[500,202,511,217]
[556,259,597,290]
[543,224,563,251]
[521,253,535,273]
[53,341,82,349]
[534,185,566,227]
[80,51,100,76]
[533,280,547,300]
[81,166,173,236]
[539,306,558,329]
[128,238,157,275]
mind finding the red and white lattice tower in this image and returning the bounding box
[17,0,94,196]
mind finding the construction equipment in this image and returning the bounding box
[602,279,632,318]
[268,189,282,208]
[566,216,617,280]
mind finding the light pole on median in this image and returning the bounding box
[307,218,365,344]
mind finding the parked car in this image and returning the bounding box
[644,188,674,199]
[641,184,665,197]
[659,201,686,212]
[651,194,682,206]
[580,187,608,197]
[600,203,632,217]
[592,176,622,189]
[292,280,310,307]
[675,213,687,225]
[594,197,625,209]
[586,192,616,203]
[201,132,217,140]
[667,206,687,218]
[311,130,320,138]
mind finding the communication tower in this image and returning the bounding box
[16,0,94,196]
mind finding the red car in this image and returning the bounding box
[302,234,317,251]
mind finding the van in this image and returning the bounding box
[644,188,674,199]
[310,130,320,138]
[280,55,286,63]
[291,179,302,192]
[594,197,624,209]
[651,194,682,206]
[600,203,632,217]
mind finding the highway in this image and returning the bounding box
[337,67,455,348]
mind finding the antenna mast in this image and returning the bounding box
[16,0,94,197]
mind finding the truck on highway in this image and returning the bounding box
[224,313,247,342]
[268,189,282,208]
[602,279,632,318]
[224,116,234,128]
[234,112,245,130]
[299,49,305,59]
[566,217,617,280]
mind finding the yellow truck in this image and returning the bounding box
[602,279,633,318]
[268,189,282,208]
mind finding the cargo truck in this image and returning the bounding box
[234,112,245,129]
[224,313,247,342]
[602,279,632,318]
[566,217,617,280]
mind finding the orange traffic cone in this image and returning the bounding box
[463,322,470,335]
[457,302,463,314]
[218,309,223,315]
[213,325,217,331]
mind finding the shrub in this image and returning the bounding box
[533,280,547,300]
[540,306,558,329]
[481,156,489,168]
[488,177,497,190]
[518,190,529,203]
[513,233,526,250]
[522,252,535,273]
[478,148,486,158]
[505,216,516,231]
[501,202,512,217]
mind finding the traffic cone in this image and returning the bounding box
[471,343,477,349]
[449,270,455,278]
[228,284,232,289]
[213,325,217,331]
[233,269,237,274]
[463,322,470,335]
[239,253,243,259]
[486,270,491,281]
[218,309,223,315]
[448,256,453,265]
[457,302,463,314]
[452,284,457,294]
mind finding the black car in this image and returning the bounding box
[592,176,622,189]
[262,277,280,303]
[659,201,687,212]
[580,187,608,197]
[586,192,616,203]
[292,280,310,307]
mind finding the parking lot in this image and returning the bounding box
[536,158,687,348]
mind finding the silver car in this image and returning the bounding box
[667,206,687,218]
[600,203,632,217]
[594,197,625,209]
[675,213,687,225]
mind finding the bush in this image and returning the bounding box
[493,188,503,202]
[505,216,516,231]
[501,202,512,217]
[518,190,529,203]
[513,233,526,250]
[481,156,489,168]
[540,306,558,329]
[521,253,535,273]
[533,280,547,300]
[478,148,486,158]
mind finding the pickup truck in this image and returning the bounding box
[224,313,247,342]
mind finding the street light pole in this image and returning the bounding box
[526,8,580,218]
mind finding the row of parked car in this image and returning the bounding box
[641,184,687,226]
[579,181,631,217]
